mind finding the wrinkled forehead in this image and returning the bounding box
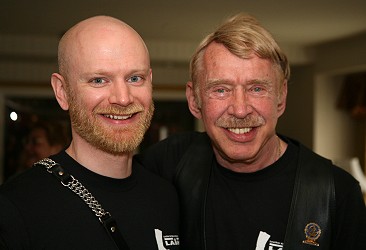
[201,42,281,82]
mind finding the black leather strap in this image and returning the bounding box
[100,213,130,250]
[283,145,335,249]
[174,133,213,250]
[38,160,130,250]
[48,164,73,184]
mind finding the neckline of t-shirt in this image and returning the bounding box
[215,139,298,182]
[50,151,138,192]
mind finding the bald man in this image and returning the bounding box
[0,16,180,249]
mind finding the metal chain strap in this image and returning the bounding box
[36,158,109,221]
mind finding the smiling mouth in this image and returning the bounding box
[103,114,133,120]
[227,127,252,134]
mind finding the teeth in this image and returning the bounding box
[228,128,252,134]
[104,114,132,120]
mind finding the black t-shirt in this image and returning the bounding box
[0,151,180,249]
[135,131,366,250]
[205,140,297,249]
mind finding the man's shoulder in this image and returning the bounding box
[291,137,360,185]
[135,131,210,181]
[0,165,54,221]
[286,135,363,204]
[137,131,208,160]
[133,160,174,185]
[0,166,46,194]
[161,131,208,146]
[155,131,210,154]
[132,160,179,200]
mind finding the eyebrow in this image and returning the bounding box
[206,79,226,86]
[247,79,273,86]
[205,78,273,87]
[80,67,150,78]
[203,79,229,92]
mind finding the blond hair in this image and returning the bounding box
[190,13,290,103]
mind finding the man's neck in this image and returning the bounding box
[65,139,133,179]
[215,137,288,173]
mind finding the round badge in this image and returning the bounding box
[302,222,321,246]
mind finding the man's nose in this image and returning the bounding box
[227,89,253,118]
[108,81,134,106]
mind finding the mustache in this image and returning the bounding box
[94,104,144,115]
[215,115,265,128]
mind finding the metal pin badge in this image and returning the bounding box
[302,222,321,246]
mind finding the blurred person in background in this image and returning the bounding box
[17,121,70,173]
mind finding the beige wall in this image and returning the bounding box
[313,75,360,161]
[276,32,366,169]
[312,32,366,167]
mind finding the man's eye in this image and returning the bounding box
[128,76,143,83]
[250,86,266,93]
[207,87,231,99]
[208,87,228,94]
[248,86,270,96]
[91,78,106,84]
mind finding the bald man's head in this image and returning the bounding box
[57,15,149,80]
[51,15,154,154]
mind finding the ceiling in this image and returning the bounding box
[1,0,366,65]
[2,0,366,44]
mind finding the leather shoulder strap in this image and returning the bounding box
[284,145,335,250]
[35,158,129,250]
[174,133,213,250]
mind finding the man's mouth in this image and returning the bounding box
[103,114,133,120]
[227,127,252,134]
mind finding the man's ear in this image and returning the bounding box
[277,80,288,116]
[148,68,153,82]
[51,73,69,111]
[186,81,202,119]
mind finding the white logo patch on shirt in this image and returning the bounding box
[255,231,283,250]
[154,229,179,250]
